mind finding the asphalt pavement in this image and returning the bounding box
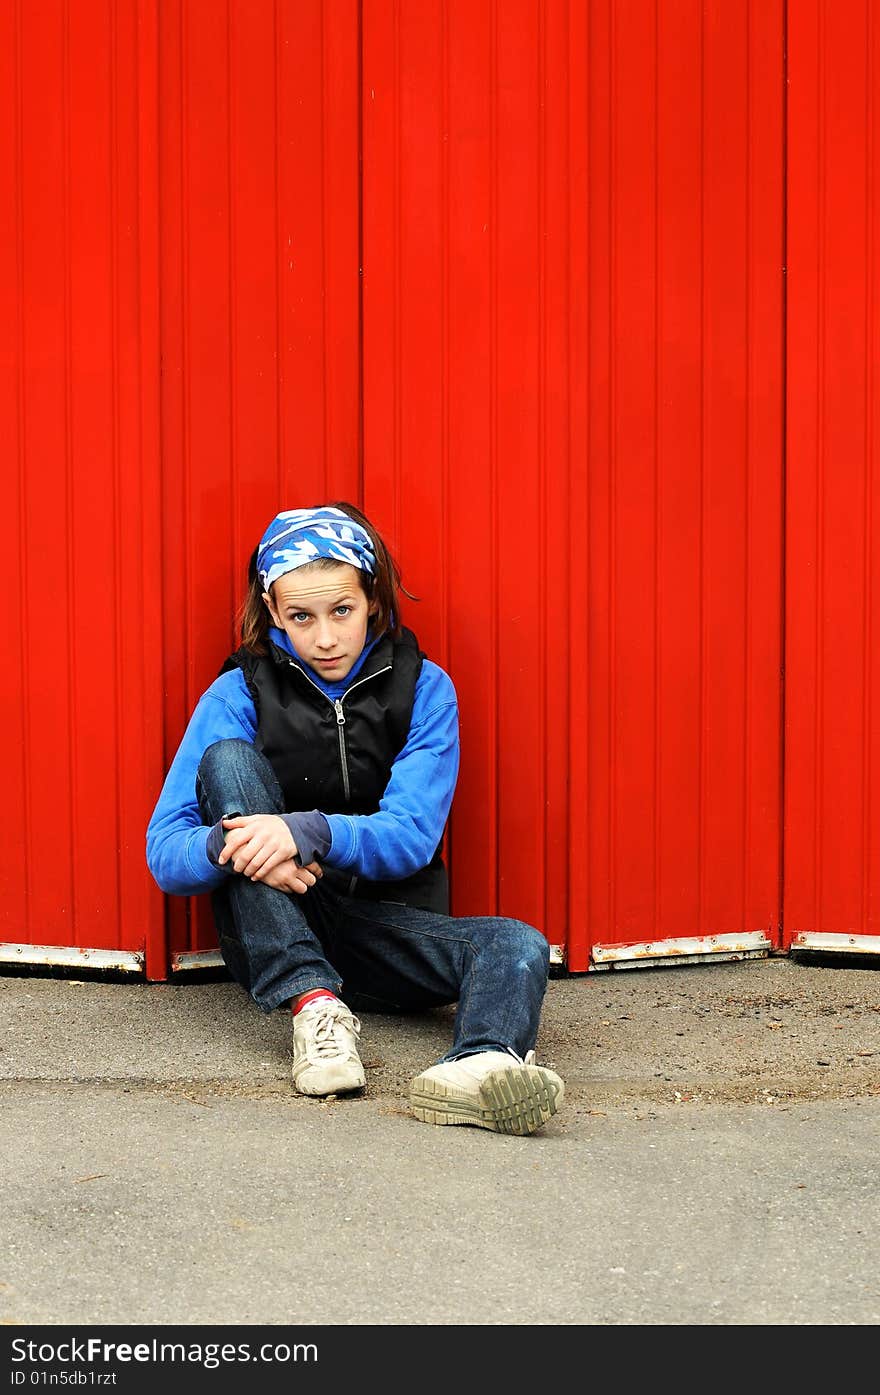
[2,954,880,1327]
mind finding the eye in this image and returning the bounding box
[335,605,351,617]
[289,612,311,624]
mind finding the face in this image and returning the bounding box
[263,562,377,682]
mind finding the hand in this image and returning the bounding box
[219,814,298,880]
[259,860,324,896]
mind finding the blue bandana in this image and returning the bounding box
[256,506,376,591]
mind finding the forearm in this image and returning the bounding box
[323,808,442,880]
[146,821,228,896]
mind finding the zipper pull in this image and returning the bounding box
[334,699,346,725]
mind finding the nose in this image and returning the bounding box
[315,617,336,650]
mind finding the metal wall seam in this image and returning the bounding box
[0,0,29,943]
[135,0,166,977]
[566,0,590,970]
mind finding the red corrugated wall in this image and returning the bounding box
[362,0,784,968]
[0,0,165,973]
[785,0,880,948]
[3,1,873,979]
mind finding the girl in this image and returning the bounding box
[146,503,564,1135]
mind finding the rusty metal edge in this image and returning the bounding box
[0,943,145,973]
[592,932,771,964]
[790,932,880,955]
[171,950,226,973]
[589,948,769,972]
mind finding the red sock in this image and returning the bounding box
[292,989,338,1016]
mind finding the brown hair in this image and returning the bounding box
[237,500,413,655]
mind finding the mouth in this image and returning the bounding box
[315,656,344,666]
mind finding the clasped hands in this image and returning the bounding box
[218,814,323,895]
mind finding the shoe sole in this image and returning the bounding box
[409,1064,564,1136]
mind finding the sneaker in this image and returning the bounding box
[408,1049,564,1136]
[291,998,366,1097]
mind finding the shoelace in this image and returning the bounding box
[497,1049,537,1066]
[306,1005,361,1058]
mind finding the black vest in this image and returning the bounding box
[220,628,448,913]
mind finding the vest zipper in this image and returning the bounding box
[286,659,393,805]
[334,700,349,800]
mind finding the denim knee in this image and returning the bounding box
[196,738,280,822]
[513,920,546,976]
[501,920,550,976]
[198,737,259,787]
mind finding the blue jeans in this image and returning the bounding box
[196,739,550,1062]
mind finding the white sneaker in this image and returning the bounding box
[291,999,366,1097]
[408,1049,564,1135]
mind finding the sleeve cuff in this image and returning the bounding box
[281,811,332,866]
[204,819,236,873]
[322,814,356,869]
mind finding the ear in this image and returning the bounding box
[367,596,380,617]
[261,589,280,627]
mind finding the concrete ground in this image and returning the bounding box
[2,953,880,1327]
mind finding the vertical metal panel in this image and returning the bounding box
[0,0,164,964]
[158,0,360,959]
[786,0,880,944]
[362,0,784,965]
[363,0,583,942]
[585,0,784,964]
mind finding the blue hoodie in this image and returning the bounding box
[146,625,460,897]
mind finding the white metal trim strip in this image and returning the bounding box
[591,931,771,965]
[590,949,768,972]
[171,950,226,972]
[0,943,144,973]
[791,932,880,954]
